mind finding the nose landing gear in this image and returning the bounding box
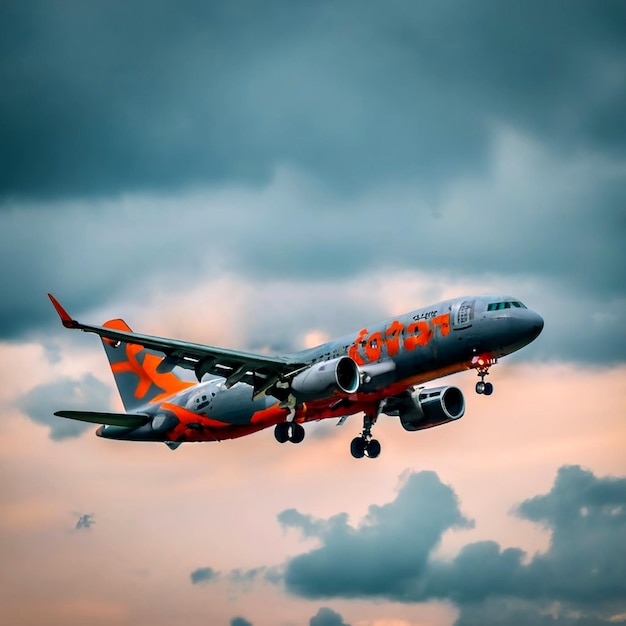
[350,408,381,459]
[472,354,497,395]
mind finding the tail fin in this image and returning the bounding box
[101,319,194,411]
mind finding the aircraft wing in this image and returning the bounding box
[48,294,308,397]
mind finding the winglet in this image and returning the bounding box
[48,294,79,328]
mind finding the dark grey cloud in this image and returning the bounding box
[191,564,278,588]
[275,466,626,623]
[190,566,219,585]
[228,567,266,585]
[454,598,621,626]
[226,566,284,594]
[516,465,626,607]
[17,373,112,440]
[309,607,351,626]
[281,471,472,598]
[1,1,624,368]
[229,609,350,626]
[2,186,623,366]
[1,1,624,200]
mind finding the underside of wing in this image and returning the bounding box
[54,410,151,428]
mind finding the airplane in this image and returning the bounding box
[48,293,543,458]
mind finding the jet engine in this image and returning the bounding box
[384,386,465,431]
[290,356,360,401]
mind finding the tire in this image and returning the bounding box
[366,439,381,458]
[475,381,485,394]
[289,422,305,444]
[350,437,366,458]
[483,382,494,395]
[274,422,290,443]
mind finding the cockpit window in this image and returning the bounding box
[487,300,527,311]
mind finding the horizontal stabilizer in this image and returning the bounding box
[54,410,151,428]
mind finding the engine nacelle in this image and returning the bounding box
[291,356,360,401]
[386,385,465,431]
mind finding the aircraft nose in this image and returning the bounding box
[529,310,544,339]
[512,309,544,345]
[500,309,544,348]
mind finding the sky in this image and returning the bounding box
[0,1,625,625]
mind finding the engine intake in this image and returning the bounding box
[291,356,360,401]
[385,385,465,431]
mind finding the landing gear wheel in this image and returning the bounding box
[351,404,383,459]
[483,382,494,396]
[274,422,290,443]
[350,437,366,459]
[289,422,305,444]
[476,381,485,394]
[365,439,381,458]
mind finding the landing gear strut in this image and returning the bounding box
[472,355,496,395]
[274,421,305,444]
[350,408,381,459]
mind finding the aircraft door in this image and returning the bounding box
[451,299,475,330]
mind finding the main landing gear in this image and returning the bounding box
[472,355,496,396]
[274,421,305,444]
[350,409,381,459]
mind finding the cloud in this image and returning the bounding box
[1,2,624,372]
[280,471,472,599]
[515,465,626,607]
[453,597,623,626]
[229,607,351,626]
[1,119,623,369]
[1,2,624,200]
[16,373,112,440]
[309,607,351,626]
[190,567,219,585]
[274,466,626,622]
[226,566,284,593]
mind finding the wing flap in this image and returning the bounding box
[54,410,151,428]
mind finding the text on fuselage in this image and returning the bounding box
[348,312,451,365]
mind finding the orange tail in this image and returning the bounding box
[101,319,194,411]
